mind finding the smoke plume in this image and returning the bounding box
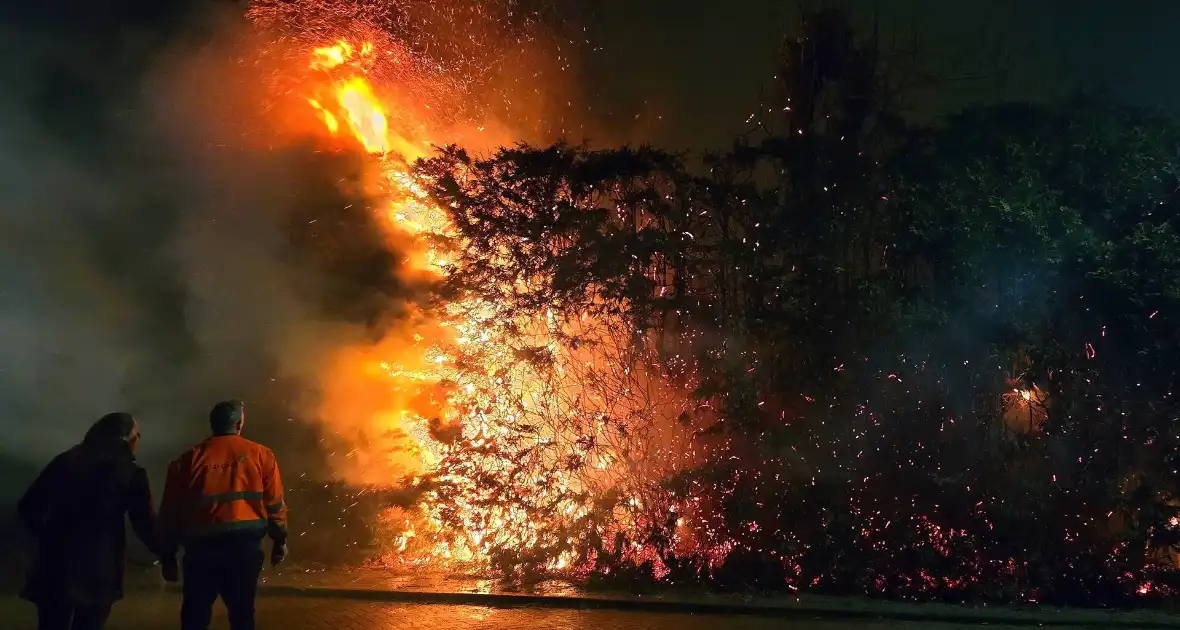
[0,3,407,489]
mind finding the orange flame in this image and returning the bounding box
[297,36,696,573]
[306,99,339,134]
[310,39,373,71]
[335,77,390,154]
[306,40,392,154]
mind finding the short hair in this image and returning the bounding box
[85,412,137,445]
[209,399,245,435]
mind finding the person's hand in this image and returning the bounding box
[270,543,287,566]
[161,556,179,583]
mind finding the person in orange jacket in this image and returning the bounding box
[159,399,288,630]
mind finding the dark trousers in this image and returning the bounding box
[36,601,112,630]
[180,538,264,630]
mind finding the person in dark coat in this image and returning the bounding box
[17,412,159,630]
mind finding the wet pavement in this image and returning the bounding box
[34,566,1157,629]
[0,593,1104,630]
[250,568,1180,628]
[3,567,1176,628]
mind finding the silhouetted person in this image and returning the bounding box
[159,399,288,630]
[18,412,157,630]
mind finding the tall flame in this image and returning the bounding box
[305,39,419,158]
[299,36,696,573]
[335,78,390,154]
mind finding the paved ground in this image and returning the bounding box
[0,594,1089,630]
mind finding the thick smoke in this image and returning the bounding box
[0,4,409,493]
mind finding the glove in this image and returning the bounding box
[161,556,179,583]
[270,543,287,566]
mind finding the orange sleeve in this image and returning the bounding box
[262,449,288,543]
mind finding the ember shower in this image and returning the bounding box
[241,0,705,575]
[232,0,1180,601]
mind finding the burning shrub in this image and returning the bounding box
[237,1,1180,606]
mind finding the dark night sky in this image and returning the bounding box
[579,0,1180,149]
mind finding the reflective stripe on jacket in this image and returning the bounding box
[159,435,287,550]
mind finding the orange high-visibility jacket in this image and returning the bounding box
[160,435,287,549]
